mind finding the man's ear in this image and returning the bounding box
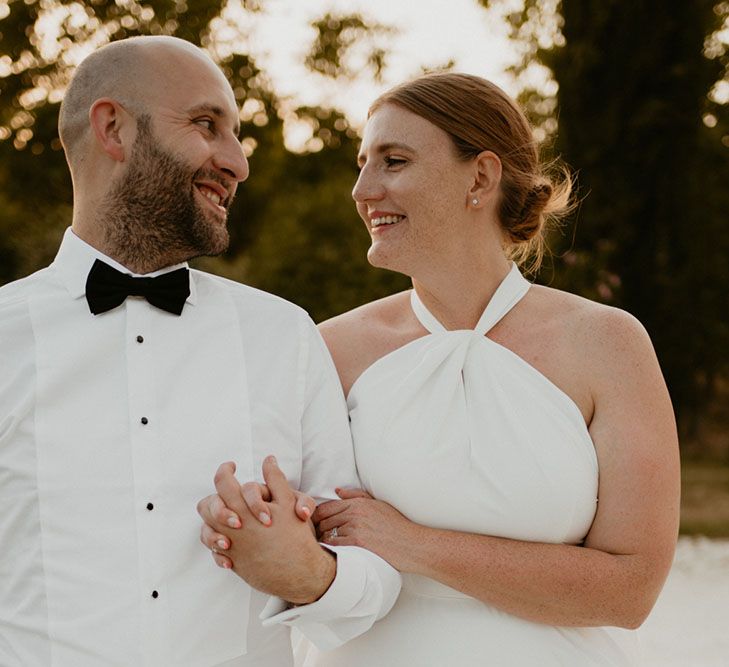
[468,150,502,208]
[88,98,129,162]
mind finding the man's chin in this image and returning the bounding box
[202,227,230,258]
[194,209,230,257]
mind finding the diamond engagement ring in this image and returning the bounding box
[330,527,338,539]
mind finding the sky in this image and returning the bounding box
[213,0,523,141]
[11,0,532,151]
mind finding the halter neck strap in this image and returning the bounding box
[410,263,531,336]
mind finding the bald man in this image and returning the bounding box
[0,36,399,666]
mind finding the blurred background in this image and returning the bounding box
[1,0,728,538]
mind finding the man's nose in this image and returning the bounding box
[213,135,249,183]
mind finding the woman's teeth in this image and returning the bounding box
[371,215,404,227]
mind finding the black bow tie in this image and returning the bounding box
[85,259,190,316]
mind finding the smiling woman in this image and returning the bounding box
[298,72,681,666]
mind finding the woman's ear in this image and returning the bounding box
[468,150,502,208]
[88,98,129,162]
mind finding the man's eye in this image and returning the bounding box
[385,156,406,167]
[195,118,214,131]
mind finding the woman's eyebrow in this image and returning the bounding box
[358,141,415,164]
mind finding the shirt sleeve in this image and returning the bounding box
[258,317,401,649]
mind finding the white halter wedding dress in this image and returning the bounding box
[307,263,640,666]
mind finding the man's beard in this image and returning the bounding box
[100,115,231,272]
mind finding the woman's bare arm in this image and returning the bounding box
[315,306,680,628]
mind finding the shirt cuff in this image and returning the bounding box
[260,544,401,650]
[259,543,367,624]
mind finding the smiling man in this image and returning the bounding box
[0,36,399,666]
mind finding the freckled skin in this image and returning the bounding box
[352,104,477,278]
[311,102,680,630]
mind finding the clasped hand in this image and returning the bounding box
[197,456,335,604]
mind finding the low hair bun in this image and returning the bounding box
[510,181,554,242]
[501,167,574,272]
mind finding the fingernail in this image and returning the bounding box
[217,539,228,550]
[227,516,241,528]
[267,455,277,466]
[301,506,311,518]
[259,512,271,525]
[222,561,232,569]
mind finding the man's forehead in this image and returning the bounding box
[140,50,239,130]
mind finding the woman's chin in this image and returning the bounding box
[366,249,415,280]
[367,246,398,271]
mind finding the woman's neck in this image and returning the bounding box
[411,251,512,331]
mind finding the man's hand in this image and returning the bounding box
[197,459,316,569]
[197,456,336,604]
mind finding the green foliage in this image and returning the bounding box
[545,1,729,434]
[0,0,405,323]
[3,0,728,439]
[306,12,394,81]
[481,0,729,440]
[0,0,231,276]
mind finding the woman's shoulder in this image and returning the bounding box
[319,290,413,341]
[318,290,418,395]
[534,283,648,336]
[526,283,656,377]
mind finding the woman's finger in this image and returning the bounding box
[316,514,350,535]
[212,552,233,569]
[293,490,316,522]
[261,455,294,504]
[213,462,247,520]
[312,499,348,523]
[196,493,242,530]
[322,529,357,548]
[200,523,234,569]
[200,522,230,552]
[336,487,372,500]
[241,481,272,526]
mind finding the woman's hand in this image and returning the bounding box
[313,487,421,571]
[197,461,317,570]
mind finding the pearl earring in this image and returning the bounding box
[472,198,479,205]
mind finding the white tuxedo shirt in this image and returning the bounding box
[0,228,400,666]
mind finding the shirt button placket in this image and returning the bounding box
[126,299,166,662]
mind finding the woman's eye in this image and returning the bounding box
[384,156,406,167]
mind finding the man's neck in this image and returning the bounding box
[70,223,187,275]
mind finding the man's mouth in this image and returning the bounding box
[195,183,228,215]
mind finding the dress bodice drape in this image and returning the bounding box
[308,263,639,666]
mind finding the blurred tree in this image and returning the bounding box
[0,0,237,279]
[0,2,408,320]
[306,12,393,82]
[204,11,410,320]
[480,0,729,439]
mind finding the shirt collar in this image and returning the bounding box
[51,227,197,306]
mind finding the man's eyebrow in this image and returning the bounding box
[187,104,241,136]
